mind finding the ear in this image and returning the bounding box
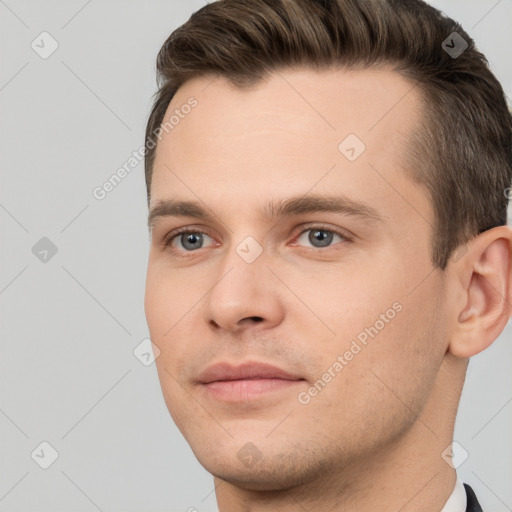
[448,225,512,358]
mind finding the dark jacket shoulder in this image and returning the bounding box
[464,483,483,512]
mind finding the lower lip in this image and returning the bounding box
[203,378,304,401]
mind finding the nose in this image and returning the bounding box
[201,239,286,333]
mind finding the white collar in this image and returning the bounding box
[440,479,467,512]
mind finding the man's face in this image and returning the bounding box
[144,68,452,489]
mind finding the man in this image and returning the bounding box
[143,0,512,510]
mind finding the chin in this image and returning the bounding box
[192,443,327,492]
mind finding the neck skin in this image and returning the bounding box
[214,354,467,512]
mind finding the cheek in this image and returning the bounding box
[311,262,444,406]
[144,262,205,374]
[144,268,189,394]
[296,267,395,343]
[144,260,165,331]
[359,285,444,410]
[302,299,442,453]
[144,262,194,338]
[145,272,194,425]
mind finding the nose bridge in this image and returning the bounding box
[210,233,268,305]
[202,232,283,329]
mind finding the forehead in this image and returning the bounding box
[149,67,432,234]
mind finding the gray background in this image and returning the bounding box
[0,1,511,511]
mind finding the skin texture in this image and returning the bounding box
[144,67,512,511]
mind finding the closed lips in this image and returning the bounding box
[197,361,304,384]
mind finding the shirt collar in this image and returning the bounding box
[440,479,467,512]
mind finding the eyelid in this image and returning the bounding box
[292,223,354,242]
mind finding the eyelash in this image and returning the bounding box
[161,224,352,257]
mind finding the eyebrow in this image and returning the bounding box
[147,194,384,231]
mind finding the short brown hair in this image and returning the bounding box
[144,0,512,270]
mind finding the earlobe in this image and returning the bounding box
[448,226,512,358]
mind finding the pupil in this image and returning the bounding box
[183,233,202,250]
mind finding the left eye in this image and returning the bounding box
[166,231,215,252]
[294,227,347,249]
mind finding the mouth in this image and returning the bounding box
[197,361,306,402]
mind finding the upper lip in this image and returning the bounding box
[198,361,304,384]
